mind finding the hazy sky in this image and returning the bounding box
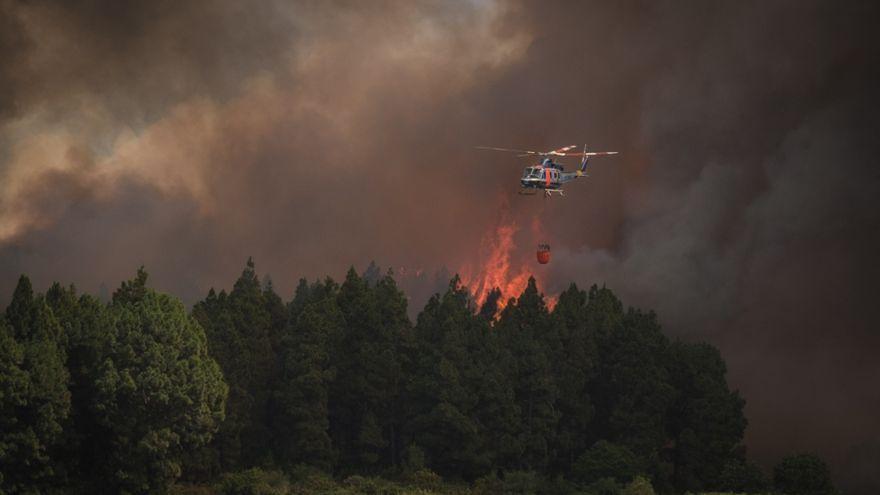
[1,0,878,484]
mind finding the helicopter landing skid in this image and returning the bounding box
[544,188,564,198]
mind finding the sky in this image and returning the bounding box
[1,0,878,488]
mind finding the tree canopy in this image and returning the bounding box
[0,261,833,494]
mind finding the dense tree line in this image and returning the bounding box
[0,269,226,494]
[0,260,837,494]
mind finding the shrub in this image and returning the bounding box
[621,476,655,495]
[169,484,215,495]
[774,453,836,495]
[403,445,427,473]
[536,475,583,495]
[502,470,540,494]
[343,475,375,493]
[572,441,639,484]
[342,475,407,495]
[718,458,768,493]
[288,463,337,492]
[584,477,621,495]
[473,471,503,495]
[216,468,289,495]
[409,469,442,491]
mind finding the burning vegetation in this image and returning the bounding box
[459,212,557,315]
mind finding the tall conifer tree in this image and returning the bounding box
[92,268,227,493]
[0,276,70,493]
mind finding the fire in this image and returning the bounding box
[460,213,557,314]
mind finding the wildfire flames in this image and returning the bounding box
[459,214,557,314]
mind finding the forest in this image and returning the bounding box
[0,259,837,495]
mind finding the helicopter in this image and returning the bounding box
[477,144,618,197]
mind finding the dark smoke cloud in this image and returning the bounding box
[1,0,878,489]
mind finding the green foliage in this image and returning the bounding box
[112,266,149,306]
[773,453,836,495]
[0,318,28,491]
[472,472,503,495]
[406,276,505,479]
[584,477,621,495]
[495,277,559,472]
[93,268,227,493]
[192,258,281,473]
[502,470,540,494]
[0,276,71,493]
[537,475,580,495]
[667,342,747,492]
[342,475,398,495]
[329,267,410,473]
[595,304,674,466]
[273,278,339,471]
[169,483,215,495]
[216,468,288,495]
[718,458,768,493]
[46,283,116,489]
[621,476,655,495]
[572,441,639,485]
[402,445,427,473]
[550,284,597,473]
[287,463,340,493]
[0,265,767,494]
[408,469,442,491]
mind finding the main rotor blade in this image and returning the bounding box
[548,145,578,155]
[555,151,619,156]
[477,145,615,157]
[476,146,541,155]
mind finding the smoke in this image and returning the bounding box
[1,0,878,487]
[0,0,531,296]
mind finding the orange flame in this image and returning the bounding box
[460,212,557,314]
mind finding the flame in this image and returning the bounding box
[460,211,557,314]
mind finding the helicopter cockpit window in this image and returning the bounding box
[523,167,541,179]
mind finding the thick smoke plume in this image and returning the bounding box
[1,0,878,487]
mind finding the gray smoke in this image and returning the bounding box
[1,1,878,489]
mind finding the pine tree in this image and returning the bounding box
[583,286,676,486]
[773,453,836,495]
[719,458,769,493]
[330,268,409,472]
[495,277,559,472]
[262,276,288,352]
[549,284,597,473]
[329,268,379,471]
[273,279,339,470]
[0,317,30,492]
[478,287,502,321]
[371,270,410,468]
[193,258,276,471]
[0,276,71,493]
[572,440,640,484]
[45,283,115,491]
[667,341,747,492]
[407,277,490,478]
[92,268,227,493]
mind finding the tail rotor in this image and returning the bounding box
[578,144,589,175]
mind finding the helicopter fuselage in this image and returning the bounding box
[520,164,580,192]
